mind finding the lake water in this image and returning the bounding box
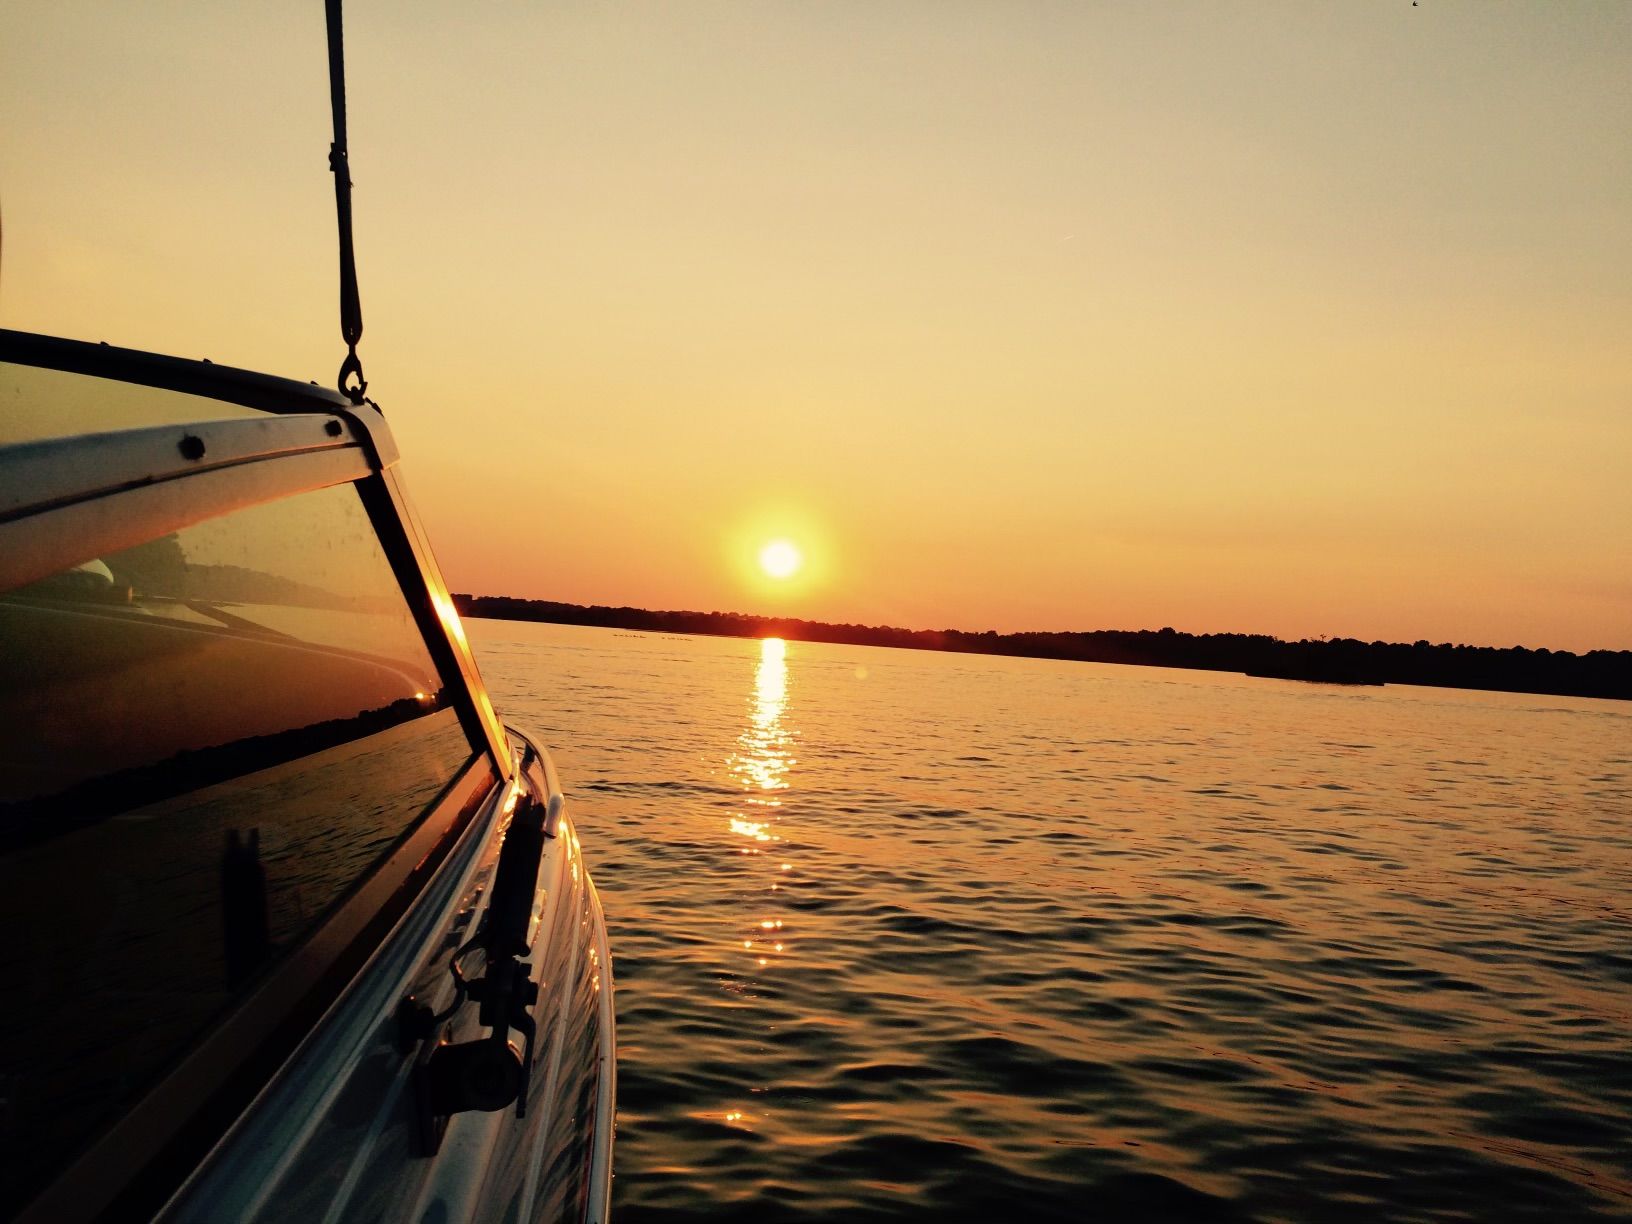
[468,620,1632,1224]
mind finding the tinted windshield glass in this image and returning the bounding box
[0,479,479,1205]
[0,360,266,446]
[2,482,446,810]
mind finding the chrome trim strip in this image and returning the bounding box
[0,446,369,594]
[583,872,618,1224]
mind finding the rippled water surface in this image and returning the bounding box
[469,620,1632,1223]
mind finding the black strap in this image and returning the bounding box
[326,0,366,404]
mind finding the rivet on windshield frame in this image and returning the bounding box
[178,435,206,461]
[325,420,344,437]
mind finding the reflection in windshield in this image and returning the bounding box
[0,483,443,808]
[0,709,476,1204]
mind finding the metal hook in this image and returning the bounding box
[338,345,367,405]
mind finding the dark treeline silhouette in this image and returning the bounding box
[452,595,1632,701]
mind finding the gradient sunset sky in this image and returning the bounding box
[4,3,1628,651]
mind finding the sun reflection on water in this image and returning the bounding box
[731,637,794,799]
[724,637,798,985]
[728,815,779,843]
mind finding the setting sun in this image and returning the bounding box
[759,540,803,581]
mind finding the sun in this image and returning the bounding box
[759,539,803,580]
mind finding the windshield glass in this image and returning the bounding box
[1,481,447,808]
[0,477,480,1204]
[0,360,267,447]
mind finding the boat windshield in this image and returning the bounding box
[0,472,481,1206]
[1,359,267,446]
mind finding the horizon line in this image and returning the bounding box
[452,593,1630,660]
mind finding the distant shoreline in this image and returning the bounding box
[452,595,1632,702]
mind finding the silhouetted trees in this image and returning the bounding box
[450,595,1631,701]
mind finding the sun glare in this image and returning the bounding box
[759,539,803,580]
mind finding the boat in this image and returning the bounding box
[0,327,615,1221]
[0,8,614,1221]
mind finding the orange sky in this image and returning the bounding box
[3,3,1628,651]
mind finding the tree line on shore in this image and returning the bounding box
[451,595,1631,701]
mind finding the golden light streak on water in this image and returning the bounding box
[729,816,779,842]
[729,637,794,799]
[722,638,799,977]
